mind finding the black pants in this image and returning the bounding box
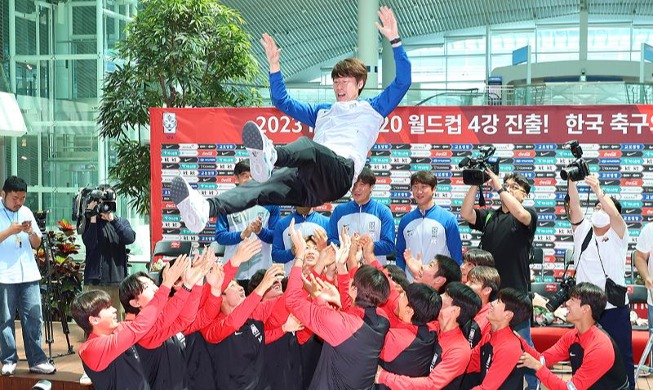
[208,137,355,215]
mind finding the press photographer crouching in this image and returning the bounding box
[77,185,135,319]
[567,167,634,390]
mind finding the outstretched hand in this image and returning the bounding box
[404,249,423,279]
[231,237,262,266]
[375,6,399,42]
[260,33,281,73]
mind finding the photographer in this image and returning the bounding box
[460,169,538,389]
[81,185,135,318]
[567,174,634,390]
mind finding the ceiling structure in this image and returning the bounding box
[220,0,653,82]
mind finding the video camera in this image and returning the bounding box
[72,186,117,223]
[560,140,590,182]
[458,145,501,186]
[545,275,576,312]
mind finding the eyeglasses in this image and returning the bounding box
[505,183,526,194]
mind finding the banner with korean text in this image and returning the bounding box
[151,105,653,285]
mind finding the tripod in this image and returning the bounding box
[40,230,75,360]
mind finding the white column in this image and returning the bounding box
[357,0,379,90]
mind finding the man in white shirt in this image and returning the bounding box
[568,174,633,390]
[0,176,55,376]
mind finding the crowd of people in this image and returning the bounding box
[0,5,648,390]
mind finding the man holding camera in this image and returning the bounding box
[461,169,538,389]
[82,185,135,318]
[567,174,634,390]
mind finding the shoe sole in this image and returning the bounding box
[170,176,190,205]
[242,121,271,182]
[29,369,56,374]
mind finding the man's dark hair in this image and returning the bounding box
[248,269,267,295]
[467,266,501,301]
[503,173,531,195]
[119,272,156,315]
[570,282,607,322]
[234,160,251,176]
[594,196,622,214]
[353,265,390,308]
[356,167,376,186]
[384,264,410,291]
[497,288,533,328]
[2,176,27,193]
[410,170,437,189]
[463,248,495,267]
[71,290,112,335]
[445,282,481,328]
[331,57,367,95]
[435,255,462,292]
[405,283,441,325]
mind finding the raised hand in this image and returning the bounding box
[289,219,306,261]
[249,217,263,234]
[183,247,215,287]
[485,168,502,191]
[375,6,399,42]
[312,227,328,251]
[206,262,225,293]
[282,314,304,333]
[161,254,191,288]
[260,33,281,73]
[404,249,423,279]
[302,273,323,298]
[254,264,285,296]
[231,237,262,266]
[315,277,342,309]
[359,234,375,264]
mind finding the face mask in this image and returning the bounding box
[591,210,610,228]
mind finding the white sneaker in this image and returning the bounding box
[29,361,56,374]
[170,176,210,233]
[242,121,276,183]
[1,362,16,375]
[80,372,92,385]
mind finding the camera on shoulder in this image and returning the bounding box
[560,140,590,182]
[72,186,117,223]
[458,145,501,186]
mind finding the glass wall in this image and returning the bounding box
[1,0,147,258]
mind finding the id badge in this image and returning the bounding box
[15,237,21,249]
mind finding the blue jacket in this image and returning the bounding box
[328,200,395,264]
[215,205,280,280]
[272,210,330,272]
[395,204,463,273]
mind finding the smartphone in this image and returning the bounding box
[21,220,31,227]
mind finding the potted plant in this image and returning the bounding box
[37,219,83,322]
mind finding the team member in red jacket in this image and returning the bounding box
[70,258,188,390]
[465,266,500,348]
[377,283,441,390]
[518,282,629,390]
[377,282,480,390]
[463,288,532,390]
[286,220,391,389]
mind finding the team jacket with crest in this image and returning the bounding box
[272,210,330,273]
[378,325,471,390]
[285,266,391,390]
[79,285,171,390]
[464,326,525,390]
[269,44,411,182]
[465,303,492,349]
[328,199,395,264]
[524,325,629,390]
[215,204,280,280]
[395,204,463,274]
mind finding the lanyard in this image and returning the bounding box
[2,207,17,224]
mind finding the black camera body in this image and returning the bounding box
[458,146,501,186]
[72,186,117,223]
[545,275,576,312]
[560,140,590,182]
